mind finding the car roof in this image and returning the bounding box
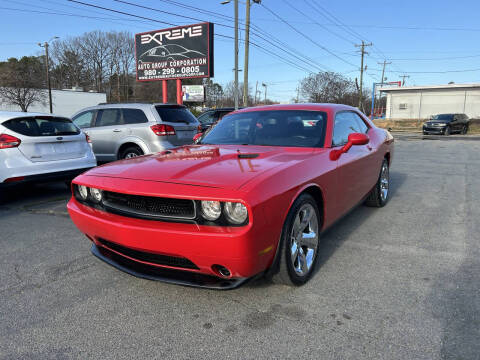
[0,111,65,123]
[74,103,186,113]
[235,103,359,114]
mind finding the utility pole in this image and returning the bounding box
[400,74,410,86]
[242,0,261,108]
[254,80,258,105]
[355,41,372,110]
[376,60,390,117]
[378,60,391,85]
[38,36,59,113]
[243,0,251,108]
[262,83,267,104]
[234,0,239,109]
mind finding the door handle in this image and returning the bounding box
[113,129,122,133]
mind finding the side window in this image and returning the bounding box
[122,109,149,125]
[351,112,369,133]
[95,109,121,127]
[72,111,95,129]
[198,111,217,125]
[332,111,361,146]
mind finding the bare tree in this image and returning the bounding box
[51,38,87,89]
[299,71,356,104]
[0,57,46,111]
[78,31,111,93]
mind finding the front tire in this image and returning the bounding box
[365,159,390,207]
[272,193,321,286]
[120,146,143,159]
[444,126,451,136]
[462,125,468,135]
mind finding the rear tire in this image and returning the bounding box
[272,193,321,286]
[365,159,390,208]
[462,125,468,135]
[120,146,143,159]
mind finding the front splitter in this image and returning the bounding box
[91,244,249,290]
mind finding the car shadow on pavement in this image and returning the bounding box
[247,170,408,288]
[0,182,71,210]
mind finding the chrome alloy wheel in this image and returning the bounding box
[380,162,389,202]
[124,152,139,159]
[290,204,318,276]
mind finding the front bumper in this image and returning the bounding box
[67,198,276,288]
[423,125,446,134]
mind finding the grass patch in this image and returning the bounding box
[373,118,480,134]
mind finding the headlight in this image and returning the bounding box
[224,202,248,224]
[201,200,221,221]
[89,188,103,203]
[78,185,88,200]
[437,123,446,126]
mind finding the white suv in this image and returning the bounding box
[0,111,96,190]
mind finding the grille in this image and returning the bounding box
[97,238,199,270]
[103,191,195,220]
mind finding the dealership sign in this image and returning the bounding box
[182,85,205,102]
[135,22,214,81]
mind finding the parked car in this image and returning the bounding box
[197,107,240,132]
[423,113,469,135]
[67,104,394,289]
[71,103,200,161]
[0,111,96,193]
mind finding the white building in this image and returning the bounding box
[0,89,106,118]
[379,83,480,120]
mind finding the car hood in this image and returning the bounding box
[85,144,324,190]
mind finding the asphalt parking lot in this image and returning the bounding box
[1,135,479,360]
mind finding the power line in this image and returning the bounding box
[90,0,328,72]
[67,0,318,74]
[281,0,355,45]
[151,0,330,72]
[259,3,357,68]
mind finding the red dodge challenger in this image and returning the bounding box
[68,104,394,289]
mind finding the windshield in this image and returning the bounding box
[432,114,454,121]
[199,110,327,148]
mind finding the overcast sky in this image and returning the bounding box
[1,0,480,102]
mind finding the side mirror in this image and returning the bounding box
[348,132,369,145]
[330,133,369,160]
[193,133,202,142]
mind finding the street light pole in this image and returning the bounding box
[262,83,267,104]
[39,36,59,114]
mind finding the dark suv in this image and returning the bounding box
[197,107,240,132]
[423,113,469,135]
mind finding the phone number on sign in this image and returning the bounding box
[143,66,200,77]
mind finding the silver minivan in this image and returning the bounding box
[71,103,200,161]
